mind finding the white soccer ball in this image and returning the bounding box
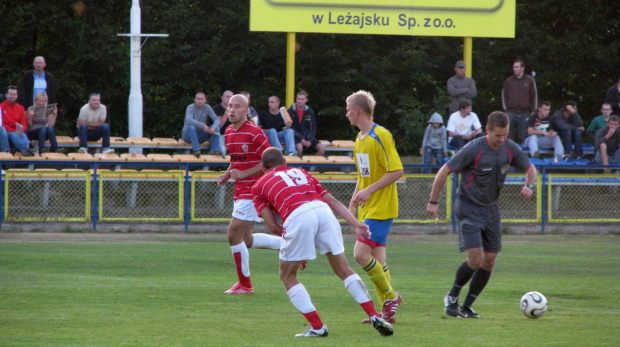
[520,291,548,319]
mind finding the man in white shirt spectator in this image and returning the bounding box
[447,99,485,150]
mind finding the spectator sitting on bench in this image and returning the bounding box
[524,101,564,159]
[587,103,612,142]
[182,92,221,158]
[289,90,326,156]
[26,91,64,154]
[1,86,31,156]
[551,100,584,160]
[77,93,114,154]
[420,112,447,173]
[594,115,620,166]
[259,95,297,157]
[446,99,485,150]
[212,90,234,156]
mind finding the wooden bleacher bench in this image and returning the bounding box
[41,152,71,160]
[93,153,123,161]
[325,139,355,157]
[55,136,211,152]
[172,154,205,163]
[146,153,179,162]
[120,153,152,162]
[68,153,94,161]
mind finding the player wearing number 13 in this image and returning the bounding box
[251,147,393,337]
[346,91,404,323]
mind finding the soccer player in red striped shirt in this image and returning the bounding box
[217,94,282,295]
[251,147,394,338]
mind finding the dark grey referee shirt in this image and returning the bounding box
[446,136,532,206]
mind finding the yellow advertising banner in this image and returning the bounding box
[250,0,515,38]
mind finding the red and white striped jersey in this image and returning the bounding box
[252,166,328,223]
[224,120,270,200]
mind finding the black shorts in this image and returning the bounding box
[455,198,502,253]
[300,138,321,154]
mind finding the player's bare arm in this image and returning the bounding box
[348,182,360,216]
[352,169,404,207]
[520,164,538,199]
[217,166,232,187]
[427,164,451,219]
[324,193,370,238]
[229,163,263,180]
[257,206,283,236]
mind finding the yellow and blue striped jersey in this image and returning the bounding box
[353,124,403,220]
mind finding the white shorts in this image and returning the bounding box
[232,199,262,222]
[280,200,344,262]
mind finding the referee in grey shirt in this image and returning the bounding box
[427,111,537,319]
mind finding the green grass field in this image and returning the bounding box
[1,233,618,346]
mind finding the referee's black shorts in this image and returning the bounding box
[455,198,502,253]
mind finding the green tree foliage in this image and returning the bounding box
[1,0,618,154]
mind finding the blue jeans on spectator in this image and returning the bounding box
[264,128,296,155]
[78,123,111,149]
[219,135,227,156]
[558,129,583,156]
[8,131,30,153]
[422,146,443,174]
[0,126,10,152]
[595,149,620,164]
[182,125,221,153]
[27,126,59,152]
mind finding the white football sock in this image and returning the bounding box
[287,283,316,314]
[230,242,250,277]
[251,233,281,250]
[344,273,372,304]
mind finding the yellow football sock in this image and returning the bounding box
[383,264,391,284]
[363,258,396,301]
[373,282,385,306]
[373,264,392,305]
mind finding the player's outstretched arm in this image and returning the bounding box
[324,193,370,238]
[427,164,451,219]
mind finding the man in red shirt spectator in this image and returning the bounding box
[1,86,32,156]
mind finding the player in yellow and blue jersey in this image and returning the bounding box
[345,90,404,324]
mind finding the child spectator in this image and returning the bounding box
[420,112,448,173]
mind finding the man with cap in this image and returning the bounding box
[447,60,477,114]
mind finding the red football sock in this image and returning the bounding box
[360,300,379,317]
[302,310,323,330]
[233,252,252,288]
